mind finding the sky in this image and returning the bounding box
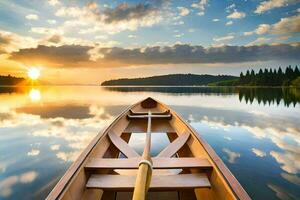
[0,0,299,84]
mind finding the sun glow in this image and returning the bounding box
[29,88,41,102]
[27,68,40,80]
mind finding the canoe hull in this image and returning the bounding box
[46,97,251,200]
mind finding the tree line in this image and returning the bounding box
[0,75,25,85]
[101,74,237,86]
[239,66,300,86]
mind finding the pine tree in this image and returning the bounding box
[250,69,255,85]
[240,72,244,84]
[295,66,300,76]
[245,70,250,84]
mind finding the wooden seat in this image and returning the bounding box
[86,173,211,191]
[127,114,172,120]
[85,157,212,169]
[130,110,170,115]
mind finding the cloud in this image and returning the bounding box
[0,171,38,197]
[224,136,232,141]
[268,184,297,200]
[0,30,37,54]
[0,176,18,197]
[212,18,219,22]
[47,19,57,25]
[270,151,300,174]
[177,7,190,16]
[103,3,159,24]
[48,0,60,6]
[255,0,297,14]
[30,27,64,35]
[226,21,233,26]
[11,45,91,66]
[174,33,184,38]
[244,31,253,36]
[246,14,300,35]
[226,4,236,13]
[50,144,60,151]
[27,149,40,156]
[227,10,246,19]
[272,14,300,34]
[128,34,137,38]
[213,35,234,42]
[56,151,81,162]
[247,37,271,45]
[256,24,271,34]
[191,0,209,16]
[55,2,163,34]
[222,148,241,163]
[26,14,39,20]
[19,171,38,183]
[252,148,267,157]
[10,43,300,68]
[46,34,62,44]
[281,173,300,186]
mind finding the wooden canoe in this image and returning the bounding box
[46,97,251,200]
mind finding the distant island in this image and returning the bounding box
[102,66,300,87]
[101,74,238,86]
[210,66,300,87]
[0,75,25,86]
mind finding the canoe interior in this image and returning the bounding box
[46,97,251,200]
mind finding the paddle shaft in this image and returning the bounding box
[132,111,153,200]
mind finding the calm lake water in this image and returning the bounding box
[0,86,299,200]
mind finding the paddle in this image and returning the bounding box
[132,111,153,200]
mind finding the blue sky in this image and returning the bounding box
[0,0,299,83]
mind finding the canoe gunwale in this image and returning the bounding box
[156,99,251,200]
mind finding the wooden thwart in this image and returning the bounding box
[130,110,170,115]
[156,133,190,158]
[85,157,212,169]
[127,114,172,120]
[108,131,140,158]
[86,173,211,190]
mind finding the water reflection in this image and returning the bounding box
[0,86,299,200]
[238,87,300,107]
[29,89,41,102]
[104,86,300,107]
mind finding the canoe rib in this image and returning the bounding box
[156,133,190,157]
[85,157,213,169]
[108,131,140,158]
[86,174,211,190]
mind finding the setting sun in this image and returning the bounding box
[27,67,40,80]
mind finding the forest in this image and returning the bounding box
[212,66,300,87]
[101,74,237,86]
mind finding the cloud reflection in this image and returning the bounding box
[0,171,38,197]
[222,148,241,164]
[252,148,266,157]
[268,184,297,200]
[27,149,40,156]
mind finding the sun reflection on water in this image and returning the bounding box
[29,89,41,102]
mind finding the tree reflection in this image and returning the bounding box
[104,86,300,107]
[238,87,300,107]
